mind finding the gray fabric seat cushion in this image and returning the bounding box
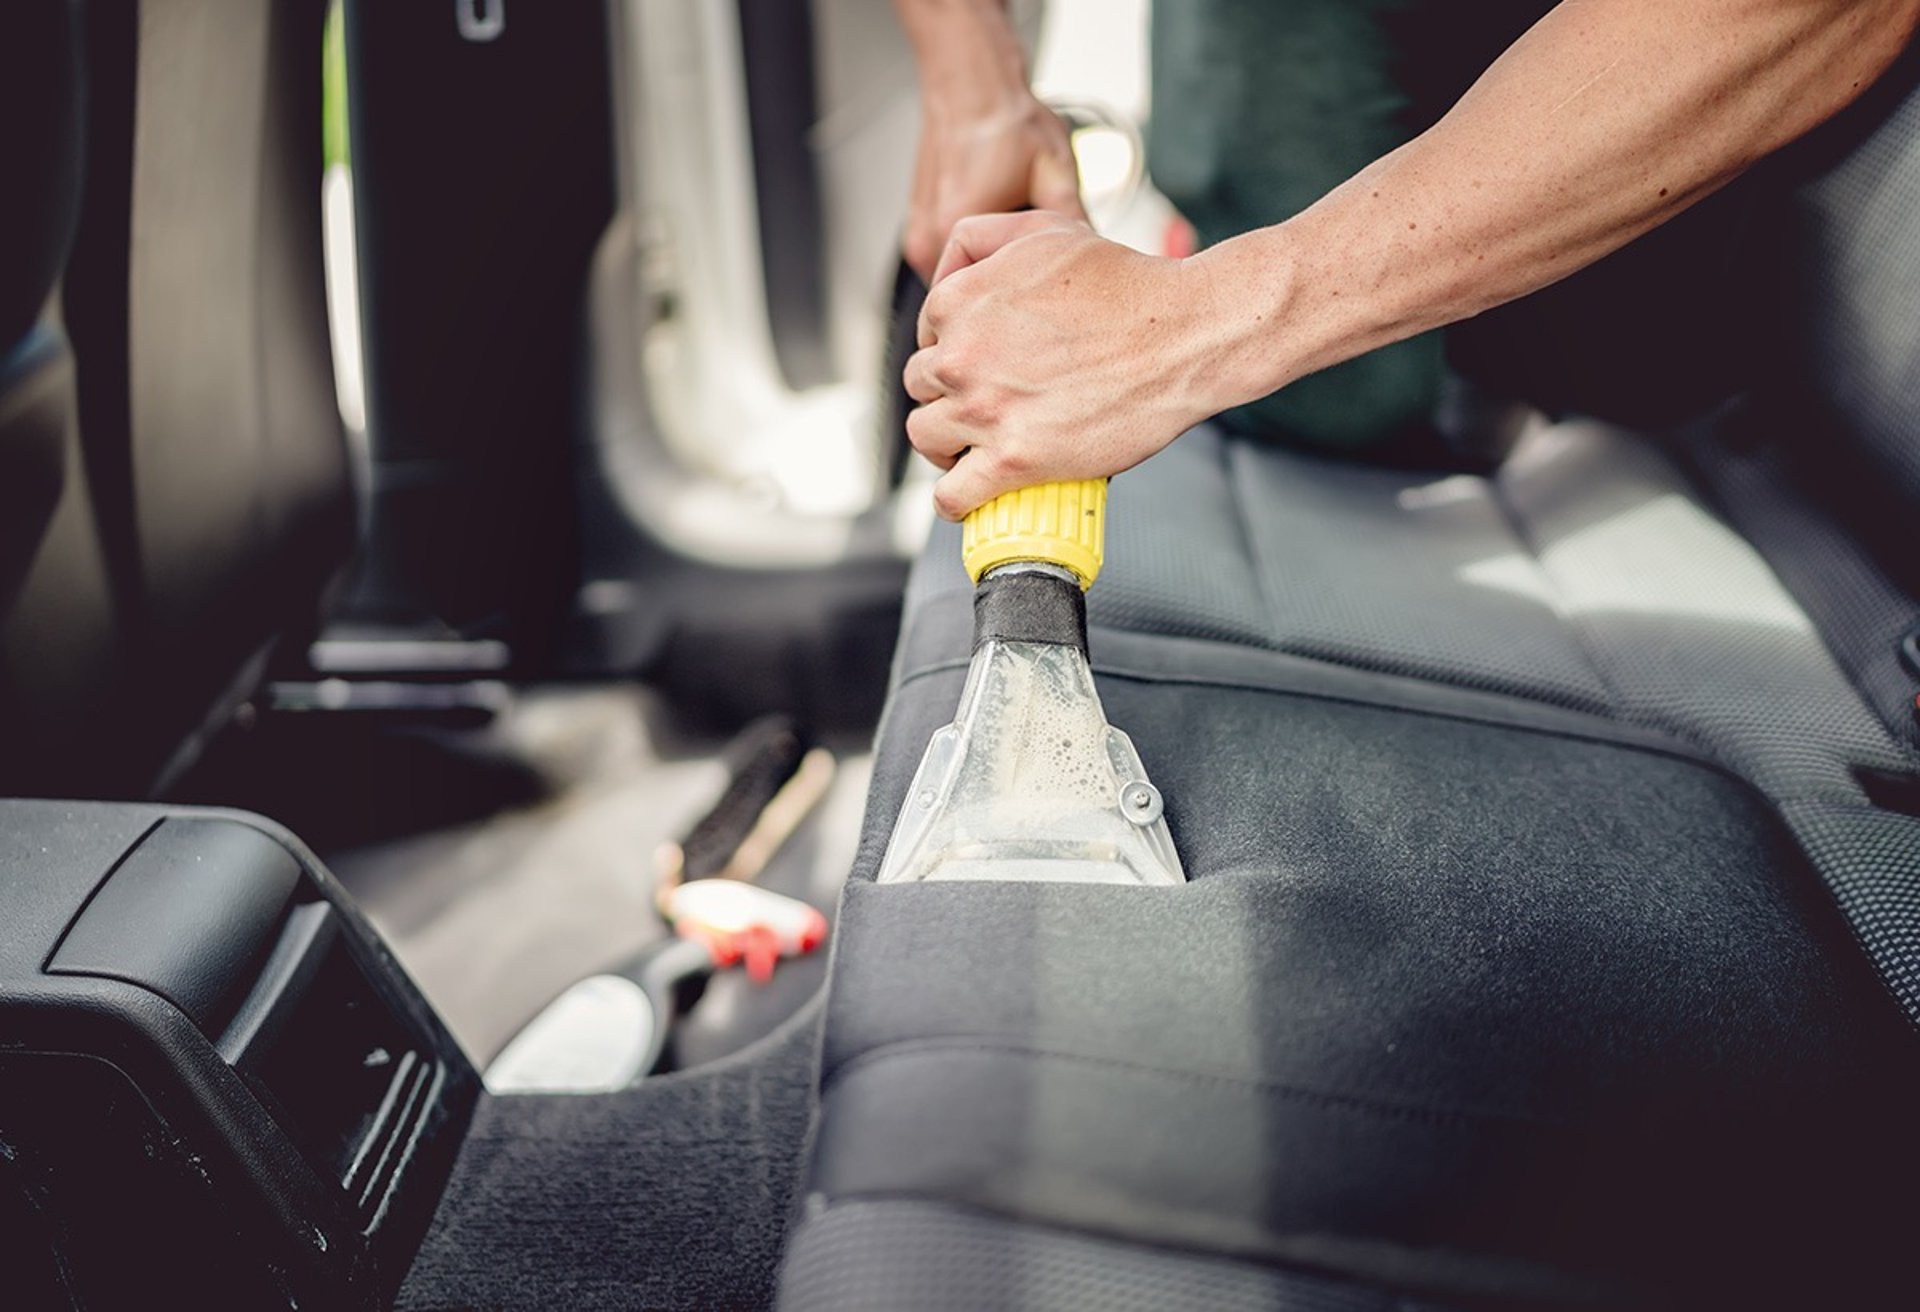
[783,1201,1451,1312]
[1499,420,1913,803]
[790,667,1920,1308]
[793,45,1920,1309]
[789,422,1920,1310]
[897,426,1612,712]
[903,422,1912,801]
[891,423,1920,1019]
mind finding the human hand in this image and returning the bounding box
[904,211,1233,520]
[904,92,1086,280]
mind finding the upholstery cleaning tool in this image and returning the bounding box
[651,711,831,988]
[653,714,835,890]
[877,481,1185,884]
[661,881,827,985]
[484,938,711,1094]
[487,721,833,1093]
[485,881,828,1094]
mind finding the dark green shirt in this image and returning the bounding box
[1146,1,1555,448]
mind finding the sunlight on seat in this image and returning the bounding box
[1535,493,1814,632]
[1457,551,1560,607]
[1396,474,1486,511]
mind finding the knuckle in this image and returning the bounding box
[952,392,991,427]
[996,441,1034,477]
[935,338,970,380]
[964,385,1008,427]
[922,283,955,324]
[903,355,935,400]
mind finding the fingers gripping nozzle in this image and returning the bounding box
[877,475,1183,886]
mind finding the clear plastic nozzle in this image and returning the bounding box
[875,564,1184,886]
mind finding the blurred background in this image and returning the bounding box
[218,0,1159,1066]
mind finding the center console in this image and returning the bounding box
[0,799,477,1310]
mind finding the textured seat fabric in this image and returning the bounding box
[1777,47,1920,576]
[786,420,1920,1310]
[903,423,1912,799]
[783,1201,1451,1312]
[896,427,1610,711]
[1673,48,1920,759]
[895,424,1920,1010]
[791,44,1920,1312]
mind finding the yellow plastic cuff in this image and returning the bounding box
[961,479,1107,590]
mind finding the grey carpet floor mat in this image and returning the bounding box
[397,1002,821,1311]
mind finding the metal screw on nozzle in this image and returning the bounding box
[1119,780,1164,826]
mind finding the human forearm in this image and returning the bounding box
[891,0,1025,111]
[900,0,1919,518]
[891,0,1082,274]
[1196,0,1920,408]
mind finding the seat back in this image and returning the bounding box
[1774,48,1920,594]
[1,0,124,794]
[1,0,353,796]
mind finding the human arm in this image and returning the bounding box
[905,0,1920,519]
[891,0,1085,278]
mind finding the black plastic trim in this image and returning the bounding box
[47,817,302,1036]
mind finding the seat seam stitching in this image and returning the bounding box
[792,1193,1457,1308]
[1486,465,1628,717]
[1227,439,1624,716]
[885,652,1728,775]
[1220,437,1283,650]
[822,1034,1563,1133]
[1491,456,1888,806]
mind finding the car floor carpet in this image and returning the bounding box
[396,1000,822,1312]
